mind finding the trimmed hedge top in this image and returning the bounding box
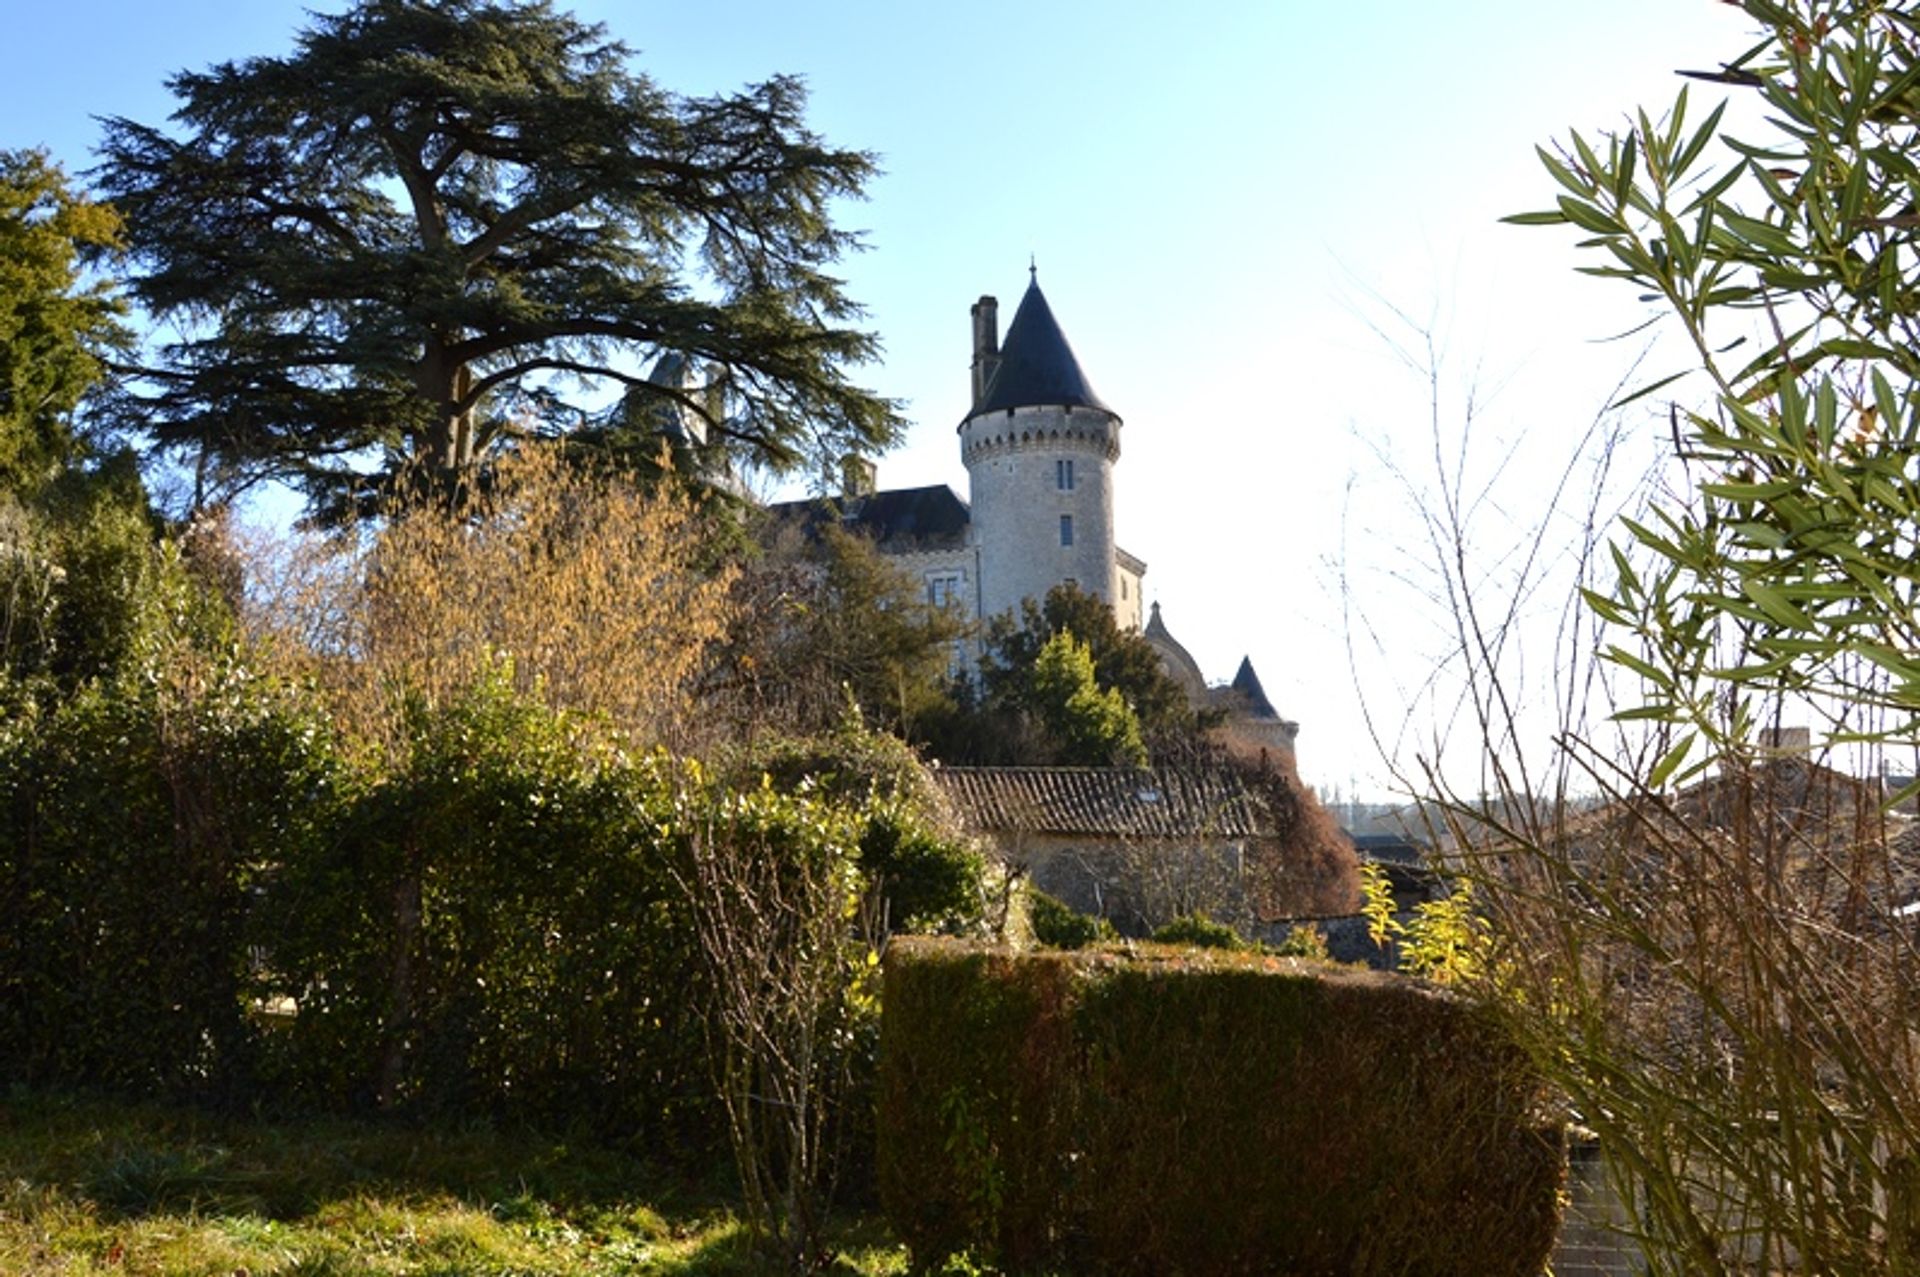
[877,938,1563,1276]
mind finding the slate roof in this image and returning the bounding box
[933,766,1269,839]
[1349,833,1429,869]
[969,277,1114,418]
[767,484,971,552]
[1230,657,1280,719]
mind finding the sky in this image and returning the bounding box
[3,1,1759,799]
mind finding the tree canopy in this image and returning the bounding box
[719,520,965,740]
[0,150,126,493]
[980,584,1198,746]
[1026,629,1148,767]
[917,583,1201,766]
[96,0,902,518]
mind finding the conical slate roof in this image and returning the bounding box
[1231,657,1280,719]
[970,276,1113,417]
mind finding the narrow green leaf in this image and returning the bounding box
[1648,734,1695,790]
[1742,579,1816,630]
[1606,646,1673,686]
[1701,479,1799,503]
[1613,133,1639,208]
[1558,196,1624,235]
[1675,98,1729,176]
[1581,587,1630,625]
[1501,210,1571,227]
[1608,368,1691,410]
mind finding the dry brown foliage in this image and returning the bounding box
[1451,751,1920,1274]
[243,449,736,753]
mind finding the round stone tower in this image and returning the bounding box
[959,271,1122,623]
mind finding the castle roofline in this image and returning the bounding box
[964,275,1114,420]
[1230,656,1281,720]
[766,484,971,551]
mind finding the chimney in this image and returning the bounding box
[970,295,1000,403]
[841,453,877,499]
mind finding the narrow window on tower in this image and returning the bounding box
[1056,458,1075,490]
[1060,514,1074,547]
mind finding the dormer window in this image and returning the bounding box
[1056,458,1075,490]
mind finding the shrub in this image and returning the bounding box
[0,651,344,1098]
[245,447,734,756]
[740,725,988,935]
[674,767,882,1270]
[1027,888,1114,950]
[1149,912,1243,950]
[258,669,711,1140]
[877,938,1563,1276]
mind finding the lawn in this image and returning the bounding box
[0,1092,908,1275]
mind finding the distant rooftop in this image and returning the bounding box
[934,766,1269,839]
[767,484,971,552]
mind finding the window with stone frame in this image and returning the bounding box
[927,571,964,610]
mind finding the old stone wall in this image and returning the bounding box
[960,402,1120,623]
[1003,831,1251,934]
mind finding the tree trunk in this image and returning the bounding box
[413,344,477,475]
[376,867,421,1109]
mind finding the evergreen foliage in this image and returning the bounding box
[1509,0,1920,763]
[1026,887,1115,950]
[1027,629,1148,768]
[983,584,1194,744]
[0,649,344,1099]
[0,149,126,492]
[95,0,901,517]
[1148,912,1244,950]
[742,725,988,936]
[927,582,1196,766]
[877,939,1563,1276]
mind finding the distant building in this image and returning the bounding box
[933,764,1348,934]
[774,268,1297,755]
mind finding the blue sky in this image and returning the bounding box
[4,2,1755,796]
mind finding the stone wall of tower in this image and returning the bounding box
[960,402,1121,623]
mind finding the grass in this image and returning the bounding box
[0,1091,911,1275]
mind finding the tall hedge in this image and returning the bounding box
[0,660,345,1098]
[877,939,1564,1276]
[256,678,713,1140]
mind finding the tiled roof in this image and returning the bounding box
[969,277,1114,418]
[933,766,1269,839]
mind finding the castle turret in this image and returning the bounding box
[959,271,1122,623]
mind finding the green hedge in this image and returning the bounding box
[877,939,1563,1276]
[1,660,987,1161]
[0,662,344,1099]
[255,681,713,1140]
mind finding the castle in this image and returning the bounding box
[780,269,1299,758]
